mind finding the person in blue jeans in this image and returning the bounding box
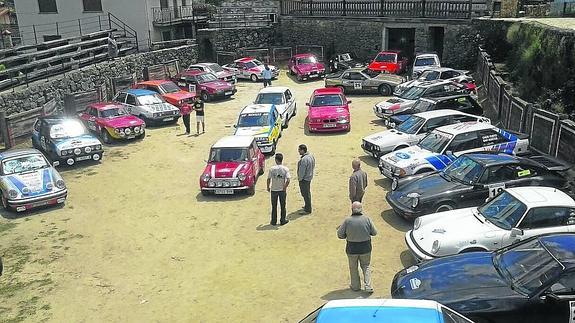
[267,153,291,225]
[262,64,272,87]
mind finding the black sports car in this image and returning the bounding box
[328,53,365,72]
[391,233,575,323]
[386,153,570,220]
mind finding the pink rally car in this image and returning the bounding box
[288,53,325,81]
[306,87,351,133]
[199,136,265,196]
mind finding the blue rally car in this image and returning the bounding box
[299,299,473,323]
[32,116,104,167]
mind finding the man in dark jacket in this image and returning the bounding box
[297,144,315,214]
[337,201,377,292]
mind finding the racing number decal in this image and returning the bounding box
[488,183,505,198]
[353,82,362,90]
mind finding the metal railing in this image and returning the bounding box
[152,4,213,24]
[280,0,476,19]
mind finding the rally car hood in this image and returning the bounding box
[201,80,233,91]
[374,73,404,84]
[363,129,415,150]
[377,97,416,111]
[309,106,349,119]
[247,65,277,74]
[214,70,235,79]
[206,162,247,178]
[234,126,269,137]
[100,115,144,128]
[164,91,195,102]
[380,145,437,169]
[340,59,363,68]
[295,63,325,74]
[142,103,179,112]
[395,172,468,196]
[53,134,101,152]
[392,252,517,303]
[2,168,63,198]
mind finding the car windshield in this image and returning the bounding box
[297,56,317,64]
[208,63,224,72]
[397,115,425,134]
[495,238,564,296]
[100,108,126,118]
[159,82,181,94]
[209,148,248,162]
[478,191,527,230]
[442,155,483,184]
[400,86,427,100]
[2,154,49,175]
[196,73,218,83]
[375,53,396,62]
[340,53,352,61]
[137,94,164,105]
[311,94,343,107]
[49,120,88,139]
[417,130,452,153]
[415,57,438,67]
[420,70,440,81]
[255,93,285,105]
[237,113,269,127]
[244,60,263,69]
[411,99,435,112]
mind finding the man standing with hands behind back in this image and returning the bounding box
[267,153,290,226]
[349,159,368,203]
[297,144,315,215]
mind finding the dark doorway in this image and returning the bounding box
[200,38,215,61]
[387,28,415,62]
[160,0,168,9]
[429,27,444,60]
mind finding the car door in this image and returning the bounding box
[284,89,295,119]
[539,271,575,323]
[31,119,42,148]
[84,107,98,132]
[445,131,481,156]
[237,62,249,78]
[124,93,139,116]
[515,207,575,241]
[113,92,127,105]
[348,72,367,92]
[272,108,282,139]
[476,165,519,204]
[477,129,512,153]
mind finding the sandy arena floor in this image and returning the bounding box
[0,72,415,322]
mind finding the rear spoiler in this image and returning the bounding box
[528,154,572,172]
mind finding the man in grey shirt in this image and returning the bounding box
[337,201,377,292]
[297,144,315,214]
[267,153,290,225]
[349,159,368,203]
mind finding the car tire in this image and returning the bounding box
[296,74,303,82]
[337,85,345,94]
[434,202,456,213]
[271,141,277,155]
[1,193,8,211]
[258,165,264,176]
[201,91,210,102]
[250,74,258,82]
[289,69,295,76]
[201,190,209,197]
[293,104,297,116]
[101,129,112,144]
[282,119,288,129]
[379,84,392,96]
[246,183,255,196]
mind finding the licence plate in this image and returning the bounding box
[214,189,234,195]
[224,91,232,95]
[76,155,91,161]
[163,117,174,121]
[310,74,319,78]
[323,123,336,128]
[127,135,135,139]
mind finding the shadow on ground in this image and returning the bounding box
[380,209,411,232]
[321,288,372,301]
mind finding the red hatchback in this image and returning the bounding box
[173,70,236,102]
[134,80,196,109]
[368,50,408,74]
[306,88,351,133]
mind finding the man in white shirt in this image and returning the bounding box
[267,153,291,225]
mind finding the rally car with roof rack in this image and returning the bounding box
[0,148,67,212]
[253,86,296,128]
[405,186,575,262]
[394,67,474,96]
[300,299,473,323]
[378,122,530,179]
[392,233,575,323]
[32,116,103,167]
[133,80,196,109]
[387,153,570,220]
[199,136,265,196]
[187,62,237,83]
[362,110,490,159]
[233,104,282,154]
[79,103,145,144]
[113,89,181,126]
[173,70,236,102]
[324,67,404,96]
[222,57,279,82]
[287,53,326,81]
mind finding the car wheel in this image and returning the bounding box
[379,84,392,96]
[271,141,277,155]
[101,129,112,144]
[250,74,258,82]
[258,166,264,176]
[201,190,209,197]
[337,85,345,94]
[201,91,210,102]
[296,74,303,82]
[289,69,295,76]
[246,183,255,195]
[293,104,297,116]
[1,193,8,211]
[434,202,456,213]
[282,119,289,129]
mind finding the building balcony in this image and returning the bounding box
[152,6,210,26]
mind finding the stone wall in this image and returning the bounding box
[197,27,275,60]
[0,45,198,116]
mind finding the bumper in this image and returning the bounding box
[361,143,383,158]
[110,129,145,140]
[8,190,68,212]
[308,122,349,132]
[405,230,436,262]
[55,151,104,166]
[379,164,394,179]
[148,114,181,124]
[257,142,275,153]
[201,186,250,195]
[212,89,237,98]
[298,72,325,80]
[385,193,422,220]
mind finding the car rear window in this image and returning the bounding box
[375,53,397,63]
[415,57,438,67]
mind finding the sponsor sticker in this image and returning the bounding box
[409,278,421,290]
[517,169,531,177]
[395,152,410,159]
[488,183,505,198]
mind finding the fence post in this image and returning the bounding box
[468,0,473,18]
[78,19,82,36]
[309,0,313,16]
[56,22,59,36]
[380,0,385,16]
[0,111,10,149]
[108,12,112,30]
[343,0,347,15]
[32,24,37,44]
[98,15,102,31]
[421,0,426,17]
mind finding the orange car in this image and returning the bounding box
[134,80,196,108]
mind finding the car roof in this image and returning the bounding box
[318,299,444,323]
[466,153,520,167]
[422,67,456,73]
[190,63,216,67]
[239,104,275,114]
[258,86,289,94]
[435,121,493,135]
[293,53,315,58]
[313,87,343,95]
[507,187,575,208]
[412,109,469,119]
[235,57,256,62]
[125,89,156,96]
[420,93,473,103]
[540,234,575,269]
[137,80,169,86]
[212,135,253,148]
[377,50,400,54]
[180,69,208,76]
[0,148,45,160]
[38,116,81,125]
[89,102,124,110]
[416,53,439,58]
[415,80,456,88]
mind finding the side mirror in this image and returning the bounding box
[510,227,524,237]
[233,125,237,128]
[347,100,352,104]
[305,103,310,106]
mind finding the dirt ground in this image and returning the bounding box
[0,72,416,323]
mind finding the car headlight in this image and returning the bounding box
[8,189,17,199]
[61,150,67,156]
[95,145,102,150]
[134,127,141,133]
[238,173,246,181]
[22,187,30,195]
[216,89,224,93]
[125,128,132,135]
[55,179,66,189]
[208,181,216,187]
[114,128,120,134]
[46,183,54,191]
[201,173,211,182]
[407,192,420,208]
[414,217,422,230]
[141,123,146,129]
[391,178,399,191]
[84,146,92,154]
[431,240,440,254]
[178,100,184,106]
[74,148,81,155]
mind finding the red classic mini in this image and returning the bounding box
[306,87,351,133]
[199,136,265,196]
